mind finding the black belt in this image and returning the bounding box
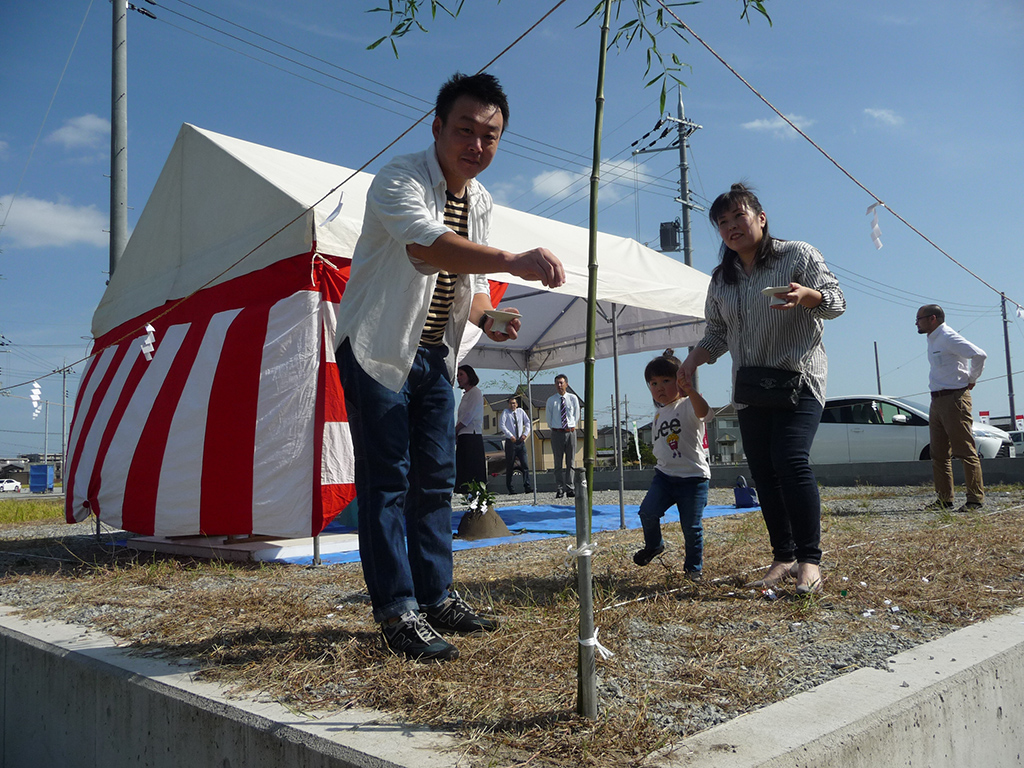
[551,427,574,432]
[931,388,967,399]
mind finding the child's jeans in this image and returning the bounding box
[638,470,709,573]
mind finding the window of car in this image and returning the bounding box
[877,401,927,426]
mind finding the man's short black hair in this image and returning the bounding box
[436,72,510,130]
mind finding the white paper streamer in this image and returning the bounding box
[30,381,42,420]
[565,541,597,568]
[1016,306,1024,320]
[579,627,614,660]
[566,542,597,558]
[140,323,156,361]
[321,191,345,226]
[866,202,884,250]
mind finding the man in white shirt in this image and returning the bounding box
[335,73,564,663]
[545,374,580,498]
[916,304,986,513]
[499,396,532,494]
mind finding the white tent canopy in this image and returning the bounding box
[95,124,710,356]
[72,124,711,538]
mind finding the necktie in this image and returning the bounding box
[513,411,519,439]
[561,396,569,428]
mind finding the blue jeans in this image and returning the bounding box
[337,340,455,623]
[737,390,824,564]
[638,470,709,573]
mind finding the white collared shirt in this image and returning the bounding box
[545,392,580,429]
[335,144,491,392]
[927,322,986,391]
[500,407,531,441]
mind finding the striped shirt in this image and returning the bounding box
[419,192,469,346]
[697,239,845,406]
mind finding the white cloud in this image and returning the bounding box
[45,114,110,150]
[532,169,586,200]
[741,115,815,140]
[0,140,9,161]
[0,194,108,248]
[530,159,648,205]
[864,108,905,127]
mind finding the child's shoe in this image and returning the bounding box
[633,541,666,566]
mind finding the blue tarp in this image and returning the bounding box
[292,502,754,565]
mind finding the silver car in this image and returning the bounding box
[811,395,1015,464]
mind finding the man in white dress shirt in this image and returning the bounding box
[499,396,532,494]
[545,374,580,498]
[916,304,986,513]
[335,73,564,663]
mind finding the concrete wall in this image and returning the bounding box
[0,611,459,768]
[650,608,1024,767]
[3,606,1022,768]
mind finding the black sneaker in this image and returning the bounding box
[955,501,984,513]
[424,591,498,635]
[633,541,666,566]
[381,611,459,662]
[923,498,954,511]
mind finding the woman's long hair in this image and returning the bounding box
[708,183,779,285]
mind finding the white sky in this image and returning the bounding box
[1,0,1023,455]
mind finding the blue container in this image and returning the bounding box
[29,464,54,493]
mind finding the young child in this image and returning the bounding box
[633,349,711,579]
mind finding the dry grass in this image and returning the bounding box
[2,488,1024,767]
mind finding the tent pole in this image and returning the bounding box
[526,363,538,505]
[313,534,321,566]
[611,304,625,528]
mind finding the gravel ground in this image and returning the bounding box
[1,484,1022,764]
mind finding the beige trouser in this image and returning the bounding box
[929,389,984,505]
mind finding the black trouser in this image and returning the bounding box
[737,390,824,564]
[504,439,531,492]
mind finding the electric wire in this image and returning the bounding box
[655,0,1023,314]
[0,0,96,245]
[0,0,572,396]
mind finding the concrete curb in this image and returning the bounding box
[0,608,463,768]
[645,607,1024,767]
[3,605,1023,767]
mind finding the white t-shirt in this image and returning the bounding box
[651,397,711,479]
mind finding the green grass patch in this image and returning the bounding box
[0,498,66,526]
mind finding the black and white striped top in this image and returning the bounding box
[698,239,846,406]
[419,192,469,347]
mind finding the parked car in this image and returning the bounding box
[1008,430,1024,457]
[483,434,507,476]
[811,395,1015,464]
[0,479,22,493]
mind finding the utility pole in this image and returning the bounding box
[874,341,882,395]
[632,85,703,268]
[1002,294,1017,428]
[110,0,128,278]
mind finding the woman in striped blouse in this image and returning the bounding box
[680,183,845,595]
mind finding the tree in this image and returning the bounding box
[366,0,771,111]
[362,0,773,720]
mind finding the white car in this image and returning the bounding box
[1008,430,1024,457]
[811,395,1015,464]
[0,479,22,493]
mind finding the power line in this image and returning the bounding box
[656,0,1023,313]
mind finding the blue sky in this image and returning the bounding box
[2,0,1023,456]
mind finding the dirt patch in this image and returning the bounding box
[1,485,1023,767]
